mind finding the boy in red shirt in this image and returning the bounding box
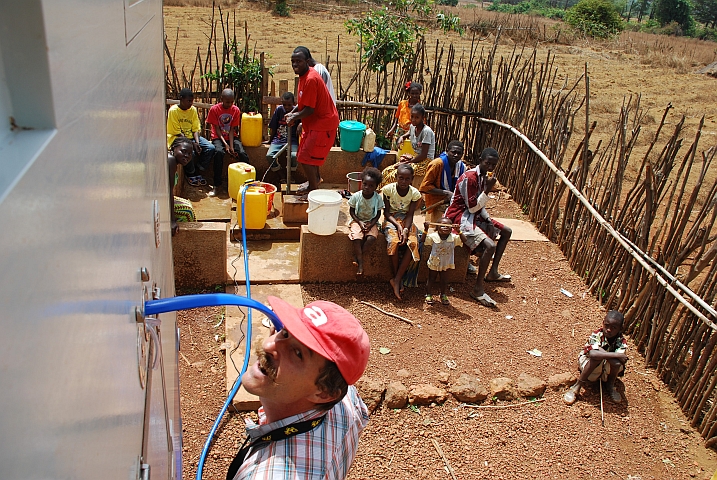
[206,88,249,196]
[285,46,339,199]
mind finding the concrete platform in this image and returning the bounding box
[243,146,397,185]
[227,239,300,285]
[299,225,469,284]
[495,217,549,242]
[182,183,232,222]
[225,284,304,411]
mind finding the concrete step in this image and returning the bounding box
[224,284,304,411]
[227,239,300,285]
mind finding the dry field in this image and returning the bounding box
[163,1,717,184]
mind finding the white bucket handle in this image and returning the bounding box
[306,203,334,214]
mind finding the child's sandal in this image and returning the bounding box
[440,294,450,305]
[425,294,434,305]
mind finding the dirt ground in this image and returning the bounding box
[176,196,717,480]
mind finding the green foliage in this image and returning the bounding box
[345,0,463,72]
[692,0,717,27]
[437,0,459,5]
[654,0,694,31]
[565,0,625,37]
[202,42,269,112]
[437,11,466,34]
[694,25,717,40]
[345,7,423,72]
[487,0,566,19]
[275,0,290,16]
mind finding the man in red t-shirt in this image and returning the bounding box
[206,88,249,196]
[285,46,339,198]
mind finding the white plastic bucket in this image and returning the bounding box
[306,190,342,235]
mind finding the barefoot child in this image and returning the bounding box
[564,310,629,405]
[348,167,384,275]
[383,164,422,300]
[423,218,468,305]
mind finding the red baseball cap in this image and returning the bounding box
[267,296,370,385]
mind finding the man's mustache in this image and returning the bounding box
[255,344,278,382]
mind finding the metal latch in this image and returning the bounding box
[139,462,150,480]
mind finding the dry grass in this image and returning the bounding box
[609,31,717,70]
[163,0,236,6]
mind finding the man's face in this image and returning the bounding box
[242,328,329,406]
[446,146,464,166]
[478,155,498,174]
[291,52,310,76]
[603,316,623,340]
[179,96,193,110]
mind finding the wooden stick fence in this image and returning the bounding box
[164,6,717,448]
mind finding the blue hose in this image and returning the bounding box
[143,182,279,480]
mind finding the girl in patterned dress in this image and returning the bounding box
[423,218,468,305]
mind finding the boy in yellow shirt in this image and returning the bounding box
[166,88,216,186]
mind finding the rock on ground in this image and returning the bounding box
[489,377,517,401]
[408,384,448,406]
[356,378,385,412]
[516,373,547,398]
[385,381,408,409]
[396,369,411,379]
[449,373,489,403]
[548,372,576,390]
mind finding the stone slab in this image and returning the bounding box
[227,240,300,284]
[299,225,468,284]
[494,217,549,242]
[225,284,304,411]
[172,222,228,290]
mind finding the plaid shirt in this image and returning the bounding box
[233,386,369,480]
[581,328,628,356]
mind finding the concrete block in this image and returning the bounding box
[299,225,469,284]
[245,145,397,185]
[172,222,228,290]
[282,195,309,224]
[300,225,393,283]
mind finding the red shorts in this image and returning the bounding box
[297,129,336,167]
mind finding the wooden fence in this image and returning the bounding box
[164,9,717,448]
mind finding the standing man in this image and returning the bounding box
[445,147,512,308]
[206,88,249,196]
[419,140,466,224]
[285,46,339,199]
[166,88,216,187]
[226,296,370,480]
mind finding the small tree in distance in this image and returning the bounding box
[565,0,625,37]
[654,0,695,32]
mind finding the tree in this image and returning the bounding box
[693,0,717,27]
[654,0,694,31]
[565,0,625,37]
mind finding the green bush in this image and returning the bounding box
[275,0,290,16]
[437,0,459,6]
[654,0,694,32]
[565,0,625,37]
[487,0,566,19]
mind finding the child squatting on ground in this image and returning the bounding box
[423,218,468,305]
[564,310,629,405]
[348,167,384,275]
[383,163,422,300]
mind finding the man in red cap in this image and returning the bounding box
[227,297,370,480]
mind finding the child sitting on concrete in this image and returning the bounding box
[383,163,422,300]
[564,310,629,405]
[423,218,468,305]
[348,167,384,276]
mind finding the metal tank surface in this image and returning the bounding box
[0,1,181,479]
